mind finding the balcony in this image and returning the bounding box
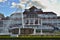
[9,24,22,28]
[25,22,40,25]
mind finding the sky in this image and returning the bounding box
[0,0,60,16]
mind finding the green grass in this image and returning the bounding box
[0,35,60,38]
[18,35,60,38]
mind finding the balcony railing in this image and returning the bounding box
[9,24,22,28]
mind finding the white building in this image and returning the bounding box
[0,6,60,37]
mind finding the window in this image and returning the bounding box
[35,20,38,24]
[36,29,40,33]
[12,28,19,34]
[30,19,33,24]
[0,21,3,27]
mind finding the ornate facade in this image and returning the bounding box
[0,6,60,37]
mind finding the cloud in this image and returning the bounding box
[39,0,60,16]
[11,2,17,8]
[20,0,60,16]
[11,0,60,16]
[19,0,29,4]
[20,0,45,9]
[11,2,25,10]
[11,0,45,9]
[49,0,57,3]
[11,2,17,7]
[31,1,45,9]
[32,0,40,1]
[0,0,7,2]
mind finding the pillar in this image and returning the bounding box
[29,19,30,25]
[33,18,35,25]
[40,19,43,35]
[33,29,36,35]
[38,18,39,25]
[19,28,20,35]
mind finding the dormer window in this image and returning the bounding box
[27,12,38,18]
[34,9,40,11]
[25,9,30,12]
[34,9,37,11]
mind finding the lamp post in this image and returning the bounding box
[16,5,25,28]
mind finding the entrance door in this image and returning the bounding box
[11,28,19,34]
[20,28,34,35]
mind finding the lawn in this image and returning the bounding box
[0,35,60,39]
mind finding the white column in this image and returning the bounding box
[22,12,24,28]
[3,20,4,33]
[33,18,35,25]
[29,18,30,25]
[19,28,20,35]
[33,28,36,35]
[41,19,43,35]
[56,18,58,28]
[38,18,39,25]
